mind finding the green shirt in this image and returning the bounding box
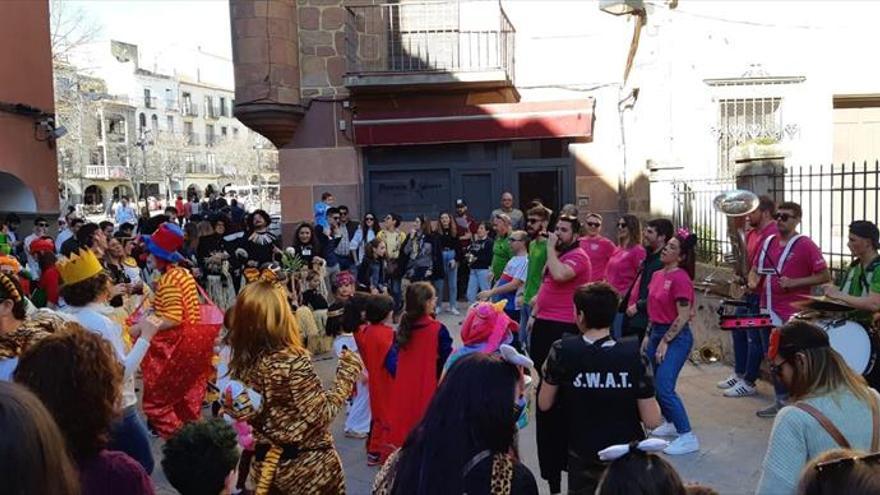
[523,238,548,305]
[491,234,512,281]
[839,258,880,297]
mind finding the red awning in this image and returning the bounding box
[352,99,594,146]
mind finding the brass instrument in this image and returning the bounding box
[713,190,760,298]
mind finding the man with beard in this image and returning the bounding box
[520,205,551,348]
[625,218,674,342]
[529,214,592,494]
[748,201,830,418]
[718,195,777,398]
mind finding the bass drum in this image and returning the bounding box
[814,319,880,390]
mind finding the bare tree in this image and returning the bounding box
[49,0,102,65]
[214,134,279,209]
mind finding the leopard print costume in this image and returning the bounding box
[372,448,514,494]
[0,309,69,359]
[239,347,362,494]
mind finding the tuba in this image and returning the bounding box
[713,190,759,298]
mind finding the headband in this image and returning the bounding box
[598,438,669,462]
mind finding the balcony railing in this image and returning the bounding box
[186,133,201,146]
[344,1,514,81]
[205,104,221,120]
[182,101,199,117]
[144,96,157,109]
[84,165,129,179]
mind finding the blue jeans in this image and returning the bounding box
[466,268,492,304]
[733,294,764,384]
[433,249,459,305]
[109,406,155,474]
[520,303,532,354]
[758,327,789,401]
[646,324,693,434]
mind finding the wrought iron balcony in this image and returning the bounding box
[144,96,157,109]
[182,101,199,117]
[344,1,515,90]
[84,165,129,179]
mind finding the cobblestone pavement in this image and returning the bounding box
[152,311,773,494]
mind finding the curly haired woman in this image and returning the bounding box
[14,325,154,494]
[226,280,363,493]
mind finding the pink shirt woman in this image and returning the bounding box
[606,244,646,296]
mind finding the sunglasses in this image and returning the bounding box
[330,216,340,221]
[617,222,628,228]
[36,223,49,228]
[814,452,880,477]
[365,217,375,221]
[774,213,796,222]
[769,359,788,377]
[586,222,601,228]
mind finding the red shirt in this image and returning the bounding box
[579,235,617,283]
[745,222,778,267]
[39,265,60,305]
[647,267,695,324]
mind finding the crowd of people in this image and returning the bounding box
[0,188,879,495]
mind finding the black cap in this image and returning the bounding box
[849,220,880,248]
[455,199,467,207]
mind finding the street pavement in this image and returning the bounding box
[151,310,773,494]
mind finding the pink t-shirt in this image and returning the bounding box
[605,244,647,296]
[579,235,617,283]
[754,234,827,322]
[535,246,592,323]
[647,268,695,325]
[745,222,778,267]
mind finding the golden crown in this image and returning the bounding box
[57,249,104,285]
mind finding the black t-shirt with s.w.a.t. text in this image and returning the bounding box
[543,334,655,461]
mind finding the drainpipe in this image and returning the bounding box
[618,87,639,214]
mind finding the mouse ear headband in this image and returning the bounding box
[675,227,698,251]
[598,438,669,462]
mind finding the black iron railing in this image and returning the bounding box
[345,1,514,80]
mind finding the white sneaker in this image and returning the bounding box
[723,379,757,398]
[663,432,699,455]
[651,422,678,437]
[717,374,739,389]
[449,306,461,316]
[435,306,444,315]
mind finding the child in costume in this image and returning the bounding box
[355,293,397,465]
[442,300,519,373]
[388,282,452,448]
[301,270,329,352]
[331,292,371,439]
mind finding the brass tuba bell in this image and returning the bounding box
[713,189,760,291]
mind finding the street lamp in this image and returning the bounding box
[135,128,152,204]
[599,0,645,15]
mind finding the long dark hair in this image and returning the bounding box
[293,222,319,251]
[0,382,80,495]
[397,282,435,347]
[674,230,697,280]
[436,211,457,237]
[360,211,380,239]
[390,353,519,494]
[597,448,686,495]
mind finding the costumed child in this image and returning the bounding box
[388,282,452,448]
[443,301,533,430]
[321,271,355,355]
[301,269,329,353]
[354,293,397,465]
[330,292,371,439]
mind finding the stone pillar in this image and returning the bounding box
[735,157,786,201]
[230,0,305,148]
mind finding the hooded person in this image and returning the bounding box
[138,222,221,438]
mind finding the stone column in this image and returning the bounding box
[230,0,305,148]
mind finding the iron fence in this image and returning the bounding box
[344,1,514,78]
[673,161,880,281]
[671,178,737,265]
[770,161,880,281]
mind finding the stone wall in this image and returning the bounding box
[298,0,351,100]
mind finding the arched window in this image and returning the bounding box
[138,113,146,131]
[151,114,159,134]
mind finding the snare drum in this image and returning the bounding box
[796,316,880,389]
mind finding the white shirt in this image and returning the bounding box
[64,303,150,409]
[23,233,41,278]
[56,228,73,254]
